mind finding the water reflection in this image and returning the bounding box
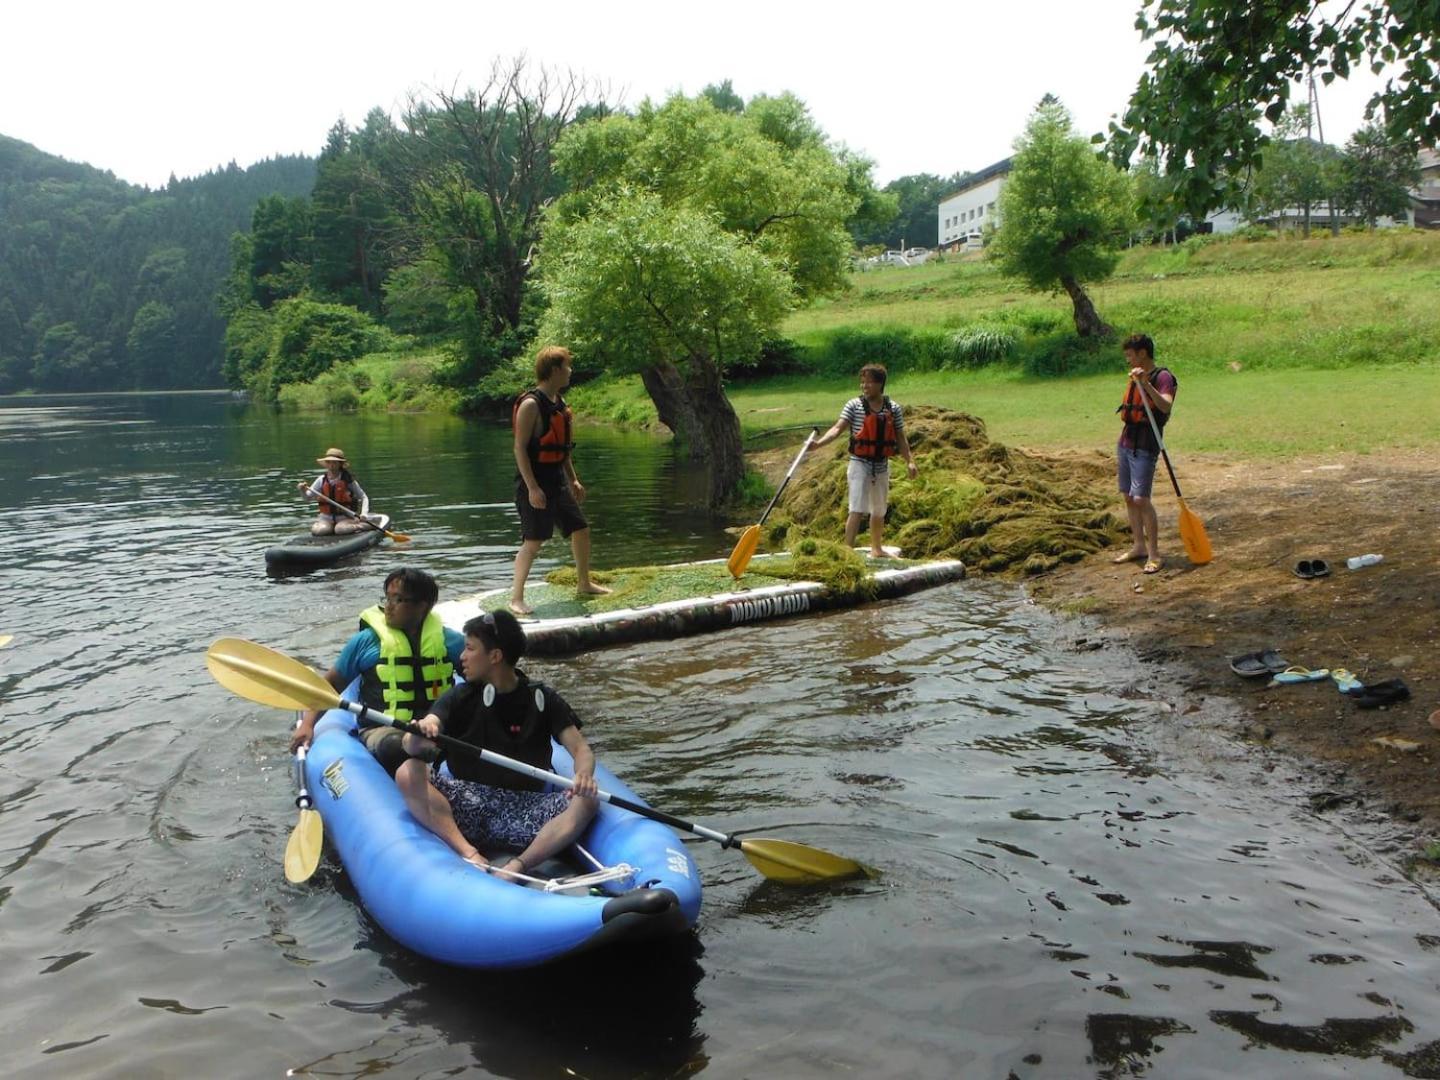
[306,915,708,1080]
[4,394,1440,1078]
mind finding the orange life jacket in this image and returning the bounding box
[319,472,356,511]
[1117,368,1174,428]
[848,396,897,461]
[514,389,574,468]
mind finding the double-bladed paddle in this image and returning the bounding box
[727,429,818,579]
[301,485,411,543]
[1134,374,1213,565]
[206,637,870,885]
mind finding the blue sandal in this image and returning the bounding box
[1330,668,1364,693]
[1270,666,1331,685]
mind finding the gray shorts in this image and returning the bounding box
[1117,446,1159,499]
[431,770,571,850]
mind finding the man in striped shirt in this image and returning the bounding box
[809,364,918,557]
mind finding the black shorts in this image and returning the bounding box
[515,477,588,541]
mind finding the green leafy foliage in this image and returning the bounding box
[1339,122,1423,227]
[0,134,315,391]
[265,298,398,394]
[538,189,794,373]
[1110,0,1440,220]
[990,99,1134,336]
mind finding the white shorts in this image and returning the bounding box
[847,459,889,516]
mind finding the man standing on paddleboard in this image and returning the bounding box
[809,363,918,558]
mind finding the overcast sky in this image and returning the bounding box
[1,0,1395,190]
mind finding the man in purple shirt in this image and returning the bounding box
[1113,333,1176,574]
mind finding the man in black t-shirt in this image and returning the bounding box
[396,609,598,878]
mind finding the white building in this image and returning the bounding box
[937,158,1011,252]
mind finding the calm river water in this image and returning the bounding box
[2,392,1438,1078]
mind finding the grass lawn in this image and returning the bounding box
[570,231,1440,459]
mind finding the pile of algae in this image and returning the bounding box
[764,406,1126,575]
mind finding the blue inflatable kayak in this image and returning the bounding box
[304,690,702,968]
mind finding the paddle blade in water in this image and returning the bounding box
[284,809,323,883]
[0,634,12,648]
[739,838,871,884]
[1178,499,1213,565]
[206,638,339,712]
[726,525,761,579]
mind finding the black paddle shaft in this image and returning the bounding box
[756,429,819,527]
[355,704,741,848]
[309,487,386,534]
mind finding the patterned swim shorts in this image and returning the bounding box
[431,770,571,850]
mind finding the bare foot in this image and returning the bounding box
[868,548,888,559]
[576,583,612,596]
[1112,549,1147,564]
[507,600,534,616]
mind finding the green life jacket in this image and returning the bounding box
[357,607,454,721]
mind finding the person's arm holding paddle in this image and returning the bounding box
[557,726,597,799]
[348,479,371,519]
[513,396,547,511]
[809,415,849,452]
[1130,367,1174,417]
[289,666,349,752]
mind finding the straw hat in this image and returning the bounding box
[316,447,349,465]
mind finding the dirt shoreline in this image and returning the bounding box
[1024,447,1440,864]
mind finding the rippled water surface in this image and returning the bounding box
[3,393,1439,1078]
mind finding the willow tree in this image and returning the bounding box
[991,98,1135,338]
[537,92,863,506]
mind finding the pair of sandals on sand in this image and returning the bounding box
[1113,550,1162,575]
[1293,559,1331,579]
[1229,650,1411,708]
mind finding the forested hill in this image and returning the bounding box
[0,135,315,393]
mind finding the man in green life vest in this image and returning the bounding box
[289,568,465,775]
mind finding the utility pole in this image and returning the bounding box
[1309,72,1340,235]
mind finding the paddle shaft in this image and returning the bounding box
[309,487,378,527]
[755,429,818,528]
[349,702,739,848]
[1133,373,1184,500]
[293,742,315,812]
[305,486,409,542]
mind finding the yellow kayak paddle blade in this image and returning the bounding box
[739,837,872,884]
[205,638,340,712]
[0,634,13,648]
[726,525,761,579]
[284,808,323,883]
[1177,499,1213,565]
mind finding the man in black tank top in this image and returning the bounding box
[509,345,612,616]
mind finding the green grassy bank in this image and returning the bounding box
[569,229,1440,458]
[289,230,1440,459]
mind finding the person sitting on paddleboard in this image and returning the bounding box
[288,568,463,775]
[509,345,611,615]
[297,447,371,536]
[808,363,917,558]
[396,609,599,878]
[1112,333,1175,575]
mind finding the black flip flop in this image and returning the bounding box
[1310,559,1331,578]
[1294,561,1316,579]
[1229,649,1290,678]
[1344,677,1410,709]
